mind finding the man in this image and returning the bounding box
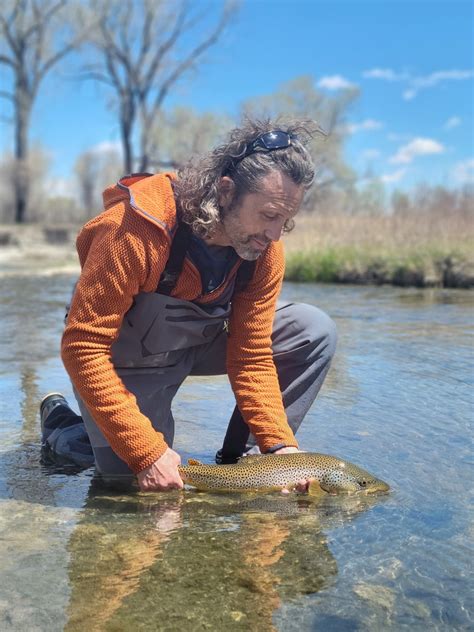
[40,119,337,492]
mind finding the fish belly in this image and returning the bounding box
[183,465,319,492]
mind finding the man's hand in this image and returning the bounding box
[273,446,313,494]
[273,446,300,455]
[137,447,184,492]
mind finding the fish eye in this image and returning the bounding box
[359,480,367,487]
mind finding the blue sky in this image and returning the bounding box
[1,0,473,195]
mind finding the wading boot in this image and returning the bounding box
[39,393,94,469]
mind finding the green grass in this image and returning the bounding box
[285,246,474,288]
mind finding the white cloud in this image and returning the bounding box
[402,89,417,101]
[362,68,408,81]
[361,149,381,160]
[389,137,445,164]
[318,75,356,90]
[380,169,406,184]
[347,119,383,134]
[452,158,474,184]
[444,116,462,130]
[363,67,474,100]
[91,140,122,155]
[412,70,474,90]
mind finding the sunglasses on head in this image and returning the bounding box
[241,130,295,159]
[225,130,296,174]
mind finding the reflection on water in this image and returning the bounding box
[0,273,473,631]
[64,488,351,631]
[63,484,388,631]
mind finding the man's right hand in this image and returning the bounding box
[137,447,184,492]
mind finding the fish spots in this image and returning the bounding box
[179,453,389,494]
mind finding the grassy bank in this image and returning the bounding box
[283,212,474,288]
[0,214,472,288]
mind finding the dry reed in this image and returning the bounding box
[284,211,473,256]
[283,211,473,287]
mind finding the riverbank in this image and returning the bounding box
[0,215,472,288]
[0,224,80,275]
[285,248,473,288]
[284,213,474,288]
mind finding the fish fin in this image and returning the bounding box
[237,454,266,463]
[187,458,203,466]
[308,479,326,497]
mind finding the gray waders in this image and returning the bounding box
[70,290,337,478]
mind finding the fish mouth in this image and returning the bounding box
[363,482,390,494]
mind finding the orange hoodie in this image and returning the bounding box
[61,173,298,474]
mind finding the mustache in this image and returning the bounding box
[244,234,271,246]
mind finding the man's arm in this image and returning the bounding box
[62,215,176,480]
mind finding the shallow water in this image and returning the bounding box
[0,272,473,631]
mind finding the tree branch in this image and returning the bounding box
[0,54,16,68]
[23,0,66,41]
[141,1,188,93]
[99,14,134,79]
[0,8,21,57]
[38,40,81,83]
[137,0,155,68]
[75,70,115,86]
[150,8,231,118]
[0,89,15,102]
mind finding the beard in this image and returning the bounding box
[221,209,270,261]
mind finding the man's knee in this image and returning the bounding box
[300,303,337,356]
[275,302,337,358]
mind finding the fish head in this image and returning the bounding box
[319,460,390,494]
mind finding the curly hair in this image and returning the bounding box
[173,117,320,239]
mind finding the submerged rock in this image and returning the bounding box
[353,582,396,611]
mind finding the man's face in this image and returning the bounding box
[219,171,305,260]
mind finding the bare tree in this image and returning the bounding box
[0,145,49,222]
[75,143,122,219]
[75,150,97,215]
[148,106,234,170]
[81,0,236,174]
[0,0,83,223]
[242,76,358,210]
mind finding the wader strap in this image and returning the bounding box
[156,220,257,296]
[156,222,191,295]
[234,259,256,293]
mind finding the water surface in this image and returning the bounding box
[0,272,472,631]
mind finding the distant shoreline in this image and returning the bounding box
[284,212,473,289]
[285,249,473,288]
[1,219,472,288]
[0,223,80,275]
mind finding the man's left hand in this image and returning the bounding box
[273,446,313,494]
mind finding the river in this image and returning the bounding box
[0,271,472,631]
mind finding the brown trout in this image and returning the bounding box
[178,452,389,494]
